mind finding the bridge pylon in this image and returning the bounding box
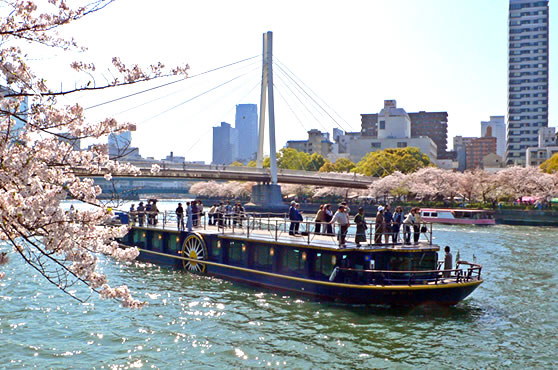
[251,31,284,211]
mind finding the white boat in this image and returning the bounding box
[419,208,495,225]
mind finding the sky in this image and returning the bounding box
[27,0,556,163]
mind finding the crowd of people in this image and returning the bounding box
[288,202,428,248]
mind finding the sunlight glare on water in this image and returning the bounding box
[0,223,557,368]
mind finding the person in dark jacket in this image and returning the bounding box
[383,204,393,244]
[288,201,297,235]
[354,207,367,247]
[392,206,404,243]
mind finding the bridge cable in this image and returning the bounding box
[138,65,261,124]
[182,78,262,158]
[110,58,261,117]
[272,67,334,136]
[84,55,260,110]
[273,57,354,133]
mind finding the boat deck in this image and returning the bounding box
[132,221,438,252]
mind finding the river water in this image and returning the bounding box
[0,203,557,368]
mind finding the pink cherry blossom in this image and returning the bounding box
[0,0,188,307]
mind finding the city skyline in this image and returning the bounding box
[32,0,557,164]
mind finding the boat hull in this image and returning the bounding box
[134,247,482,306]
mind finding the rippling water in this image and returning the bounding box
[1,224,557,368]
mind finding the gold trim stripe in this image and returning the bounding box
[130,246,483,291]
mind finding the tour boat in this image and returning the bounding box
[118,212,483,306]
[419,208,495,226]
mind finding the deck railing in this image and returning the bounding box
[333,261,482,285]
[126,210,433,246]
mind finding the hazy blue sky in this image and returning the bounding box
[37,0,555,163]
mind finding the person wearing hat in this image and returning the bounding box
[137,201,145,226]
[330,205,350,247]
[374,205,385,245]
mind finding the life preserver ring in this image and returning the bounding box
[181,233,207,273]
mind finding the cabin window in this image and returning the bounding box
[168,235,180,253]
[314,252,335,278]
[152,232,163,251]
[229,241,244,265]
[253,244,273,271]
[411,253,436,271]
[210,239,221,258]
[388,255,411,271]
[431,212,437,217]
[133,230,146,245]
[423,212,430,217]
[282,248,304,275]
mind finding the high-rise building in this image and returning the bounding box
[1,85,28,141]
[481,116,506,158]
[361,109,449,159]
[108,130,141,160]
[234,104,258,162]
[466,137,497,170]
[506,0,549,165]
[408,112,449,159]
[212,122,238,165]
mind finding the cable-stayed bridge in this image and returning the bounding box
[76,162,374,189]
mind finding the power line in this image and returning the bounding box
[84,55,259,110]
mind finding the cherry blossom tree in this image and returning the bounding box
[0,0,188,306]
[368,171,409,200]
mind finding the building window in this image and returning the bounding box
[371,142,381,148]
[379,121,385,129]
[397,142,407,148]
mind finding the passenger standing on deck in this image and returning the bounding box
[208,204,217,225]
[176,203,184,231]
[151,200,159,226]
[294,203,303,235]
[392,206,404,243]
[225,200,232,227]
[129,204,136,225]
[186,201,193,232]
[330,205,350,247]
[415,208,424,243]
[137,202,145,226]
[383,204,393,244]
[197,200,204,226]
[218,202,226,228]
[191,201,198,227]
[374,206,385,244]
[443,246,453,278]
[145,201,152,226]
[314,205,325,234]
[403,208,417,244]
[288,201,297,235]
[324,204,334,235]
[354,207,367,247]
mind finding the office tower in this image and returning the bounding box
[108,131,132,157]
[481,116,506,158]
[212,122,238,165]
[506,0,549,165]
[234,104,258,163]
[408,111,449,159]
